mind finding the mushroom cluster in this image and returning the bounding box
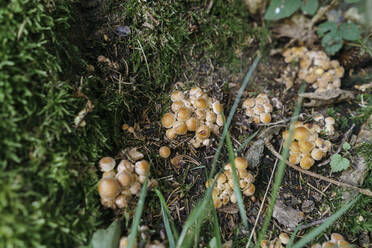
[261,232,290,248]
[282,47,345,92]
[207,157,255,208]
[161,87,224,148]
[242,93,273,124]
[97,148,157,210]
[283,121,333,170]
[311,233,353,248]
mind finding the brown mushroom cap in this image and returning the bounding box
[243,184,255,196]
[116,171,133,187]
[99,157,116,172]
[135,160,150,176]
[165,128,177,140]
[177,107,191,121]
[159,146,171,158]
[173,121,188,135]
[299,140,314,153]
[186,117,199,131]
[98,177,121,200]
[195,125,210,139]
[300,155,314,170]
[161,113,175,128]
[194,98,208,109]
[235,157,248,169]
[294,126,311,141]
[311,148,323,161]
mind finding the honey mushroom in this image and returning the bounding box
[281,47,345,92]
[207,157,256,208]
[283,119,333,170]
[243,93,273,124]
[311,233,353,248]
[159,146,171,158]
[97,148,156,210]
[161,86,224,148]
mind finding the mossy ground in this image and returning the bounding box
[1,0,371,247]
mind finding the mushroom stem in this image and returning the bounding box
[265,139,372,197]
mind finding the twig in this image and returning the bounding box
[289,217,330,232]
[318,124,355,167]
[308,0,339,29]
[245,141,283,248]
[265,139,372,197]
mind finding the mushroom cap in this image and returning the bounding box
[161,113,175,128]
[102,170,116,178]
[260,113,271,124]
[212,101,223,115]
[135,160,150,176]
[177,107,191,121]
[294,126,311,141]
[243,184,255,196]
[128,148,144,161]
[129,182,142,196]
[99,157,116,172]
[171,101,184,112]
[206,111,217,123]
[171,90,184,102]
[300,155,314,170]
[186,117,199,131]
[235,157,248,169]
[173,121,188,135]
[159,146,171,158]
[325,117,335,125]
[195,125,210,139]
[189,86,203,98]
[115,195,129,209]
[311,148,323,161]
[330,233,344,243]
[279,233,290,245]
[299,140,314,153]
[290,141,301,153]
[165,128,177,140]
[311,244,322,248]
[117,160,134,173]
[243,98,255,108]
[116,171,133,187]
[194,97,208,109]
[98,177,121,200]
[289,153,301,164]
[337,240,351,248]
[217,174,227,184]
[321,241,337,248]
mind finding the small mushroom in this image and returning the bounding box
[98,157,116,172]
[98,177,121,200]
[161,113,175,128]
[128,148,144,161]
[159,146,171,158]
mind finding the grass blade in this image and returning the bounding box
[211,201,222,248]
[291,195,360,248]
[286,224,302,248]
[127,173,149,248]
[209,55,261,178]
[155,189,177,248]
[255,83,306,248]
[225,129,248,228]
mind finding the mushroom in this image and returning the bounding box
[128,148,144,161]
[98,177,121,200]
[235,157,248,169]
[159,146,171,158]
[161,113,175,128]
[98,157,116,172]
[135,160,150,176]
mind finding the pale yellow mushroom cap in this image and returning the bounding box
[116,171,133,187]
[170,90,184,102]
[235,157,248,169]
[279,233,290,245]
[300,155,314,170]
[243,184,255,196]
[294,127,311,141]
[159,146,171,158]
[186,117,199,131]
[194,97,208,109]
[173,121,188,135]
[98,177,120,200]
[161,113,175,128]
[135,160,150,176]
[195,125,210,139]
[165,128,177,140]
[177,107,191,121]
[99,157,116,172]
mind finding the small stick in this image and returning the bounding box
[318,124,355,167]
[289,217,330,232]
[265,139,372,197]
